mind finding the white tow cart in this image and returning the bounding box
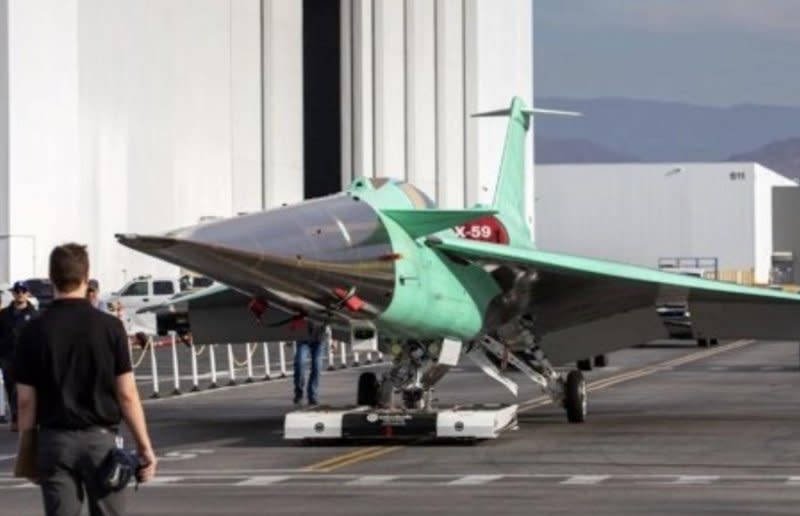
[284,403,518,440]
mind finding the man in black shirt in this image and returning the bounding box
[15,243,157,516]
[0,280,38,431]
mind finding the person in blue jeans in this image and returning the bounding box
[293,322,331,406]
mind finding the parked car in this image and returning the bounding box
[104,275,214,335]
[22,278,54,310]
[105,276,182,313]
[656,302,693,339]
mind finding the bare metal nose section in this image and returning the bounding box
[116,193,396,314]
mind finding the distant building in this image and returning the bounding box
[535,162,797,284]
[772,187,800,284]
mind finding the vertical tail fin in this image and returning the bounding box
[473,98,580,247]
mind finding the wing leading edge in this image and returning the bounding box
[430,237,800,365]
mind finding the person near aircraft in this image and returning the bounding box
[0,280,38,431]
[15,244,157,514]
[293,322,331,406]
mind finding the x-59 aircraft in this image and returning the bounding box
[118,97,800,435]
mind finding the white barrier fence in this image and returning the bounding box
[0,336,385,416]
[128,333,384,399]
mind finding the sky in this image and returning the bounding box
[535,0,800,107]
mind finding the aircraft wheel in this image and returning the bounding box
[710,338,719,346]
[564,370,587,423]
[357,372,380,406]
[593,354,608,368]
[697,338,709,348]
[402,389,424,409]
[576,358,593,371]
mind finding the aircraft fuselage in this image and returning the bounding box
[118,178,503,342]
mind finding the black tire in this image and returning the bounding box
[565,370,587,423]
[697,338,709,348]
[357,372,380,406]
[402,389,424,409]
[710,338,719,346]
[576,358,593,371]
[593,354,609,368]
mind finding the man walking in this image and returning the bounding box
[0,281,38,431]
[15,244,157,515]
[293,322,331,406]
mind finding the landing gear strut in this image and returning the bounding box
[475,336,588,424]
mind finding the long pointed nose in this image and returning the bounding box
[116,193,396,314]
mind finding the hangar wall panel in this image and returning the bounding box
[341,0,533,216]
[76,0,263,289]
[343,0,375,181]
[434,0,465,209]
[405,0,437,200]
[465,0,534,224]
[0,0,8,282]
[231,0,264,213]
[7,0,81,282]
[3,0,264,288]
[262,0,304,207]
[373,0,406,180]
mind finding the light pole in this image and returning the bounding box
[0,234,37,279]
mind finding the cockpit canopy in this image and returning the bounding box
[366,178,436,209]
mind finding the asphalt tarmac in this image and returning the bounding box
[3,339,800,515]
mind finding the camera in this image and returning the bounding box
[98,448,143,492]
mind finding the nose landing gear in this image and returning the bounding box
[357,371,381,406]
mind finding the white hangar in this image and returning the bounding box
[0,0,533,290]
[535,162,797,284]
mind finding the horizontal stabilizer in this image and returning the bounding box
[381,208,498,239]
[472,107,582,118]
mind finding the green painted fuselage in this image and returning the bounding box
[348,178,500,341]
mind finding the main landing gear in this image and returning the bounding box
[563,370,587,423]
[473,336,587,423]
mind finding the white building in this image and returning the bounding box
[535,162,797,284]
[0,0,533,291]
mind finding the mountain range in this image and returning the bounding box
[534,97,800,180]
[727,138,800,182]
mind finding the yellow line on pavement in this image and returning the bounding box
[304,447,385,471]
[313,446,405,472]
[303,339,755,471]
[586,339,752,392]
[519,339,754,413]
